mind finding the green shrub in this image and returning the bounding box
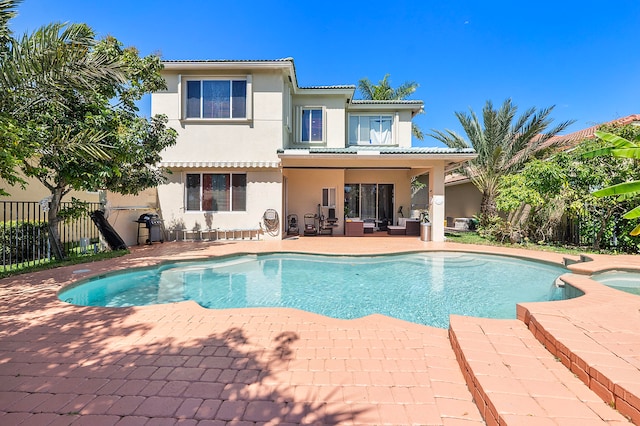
[0,221,49,264]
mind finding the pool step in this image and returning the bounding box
[449,315,627,425]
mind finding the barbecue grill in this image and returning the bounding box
[135,213,165,245]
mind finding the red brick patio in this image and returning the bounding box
[1,237,639,425]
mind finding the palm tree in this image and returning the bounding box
[0,0,124,190]
[357,74,424,140]
[430,99,574,221]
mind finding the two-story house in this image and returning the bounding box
[108,58,475,244]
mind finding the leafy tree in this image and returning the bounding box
[430,99,574,223]
[496,126,640,252]
[0,0,124,194]
[583,130,640,237]
[5,15,176,260]
[357,74,424,140]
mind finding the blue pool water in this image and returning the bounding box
[592,270,640,296]
[59,252,569,328]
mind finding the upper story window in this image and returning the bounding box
[299,107,324,143]
[186,80,247,119]
[349,115,393,145]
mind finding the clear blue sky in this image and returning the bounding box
[10,0,640,147]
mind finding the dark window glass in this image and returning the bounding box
[232,174,247,211]
[232,80,246,118]
[186,174,201,210]
[186,81,201,118]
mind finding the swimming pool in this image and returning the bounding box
[592,270,640,296]
[59,252,570,328]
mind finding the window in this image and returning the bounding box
[322,187,336,208]
[186,173,247,211]
[186,80,247,119]
[300,107,323,142]
[344,183,393,222]
[349,115,393,145]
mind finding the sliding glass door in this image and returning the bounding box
[344,183,394,224]
[360,184,377,221]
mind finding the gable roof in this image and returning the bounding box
[539,114,640,151]
[161,58,425,110]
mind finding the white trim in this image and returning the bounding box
[181,76,250,120]
[348,114,395,146]
[161,161,280,168]
[321,187,336,208]
[184,171,247,212]
[296,106,326,144]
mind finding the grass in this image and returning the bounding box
[0,249,129,279]
[445,231,597,256]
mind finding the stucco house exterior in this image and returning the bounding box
[108,58,476,245]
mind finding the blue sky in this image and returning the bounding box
[10,0,640,147]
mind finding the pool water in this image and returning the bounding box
[592,270,640,296]
[59,252,569,328]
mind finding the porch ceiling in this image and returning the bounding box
[277,146,476,171]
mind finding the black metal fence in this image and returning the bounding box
[1,201,102,273]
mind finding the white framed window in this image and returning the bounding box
[349,115,393,145]
[185,79,247,119]
[186,173,247,212]
[322,187,336,208]
[298,107,324,143]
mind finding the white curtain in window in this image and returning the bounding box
[370,117,392,145]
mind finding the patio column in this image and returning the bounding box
[429,162,445,242]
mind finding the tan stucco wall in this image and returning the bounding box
[1,175,100,204]
[284,169,345,234]
[155,169,283,241]
[153,70,284,163]
[445,182,482,220]
[105,188,159,246]
[291,94,347,149]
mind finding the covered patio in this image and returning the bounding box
[279,146,476,241]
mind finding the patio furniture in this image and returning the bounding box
[303,213,317,236]
[387,225,405,235]
[345,219,364,236]
[396,218,420,236]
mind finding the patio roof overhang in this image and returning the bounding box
[277,147,477,172]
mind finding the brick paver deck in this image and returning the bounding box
[1,237,640,425]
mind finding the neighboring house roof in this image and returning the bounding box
[539,113,640,151]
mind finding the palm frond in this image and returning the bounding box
[623,205,640,220]
[392,80,418,100]
[0,0,20,47]
[582,131,638,159]
[593,181,640,198]
[610,147,640,159]
[1,22,125,104]
[428,128,470,149]
[357,77,375,100]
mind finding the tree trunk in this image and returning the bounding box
[480,191,498,225]
[47,187,66,261]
